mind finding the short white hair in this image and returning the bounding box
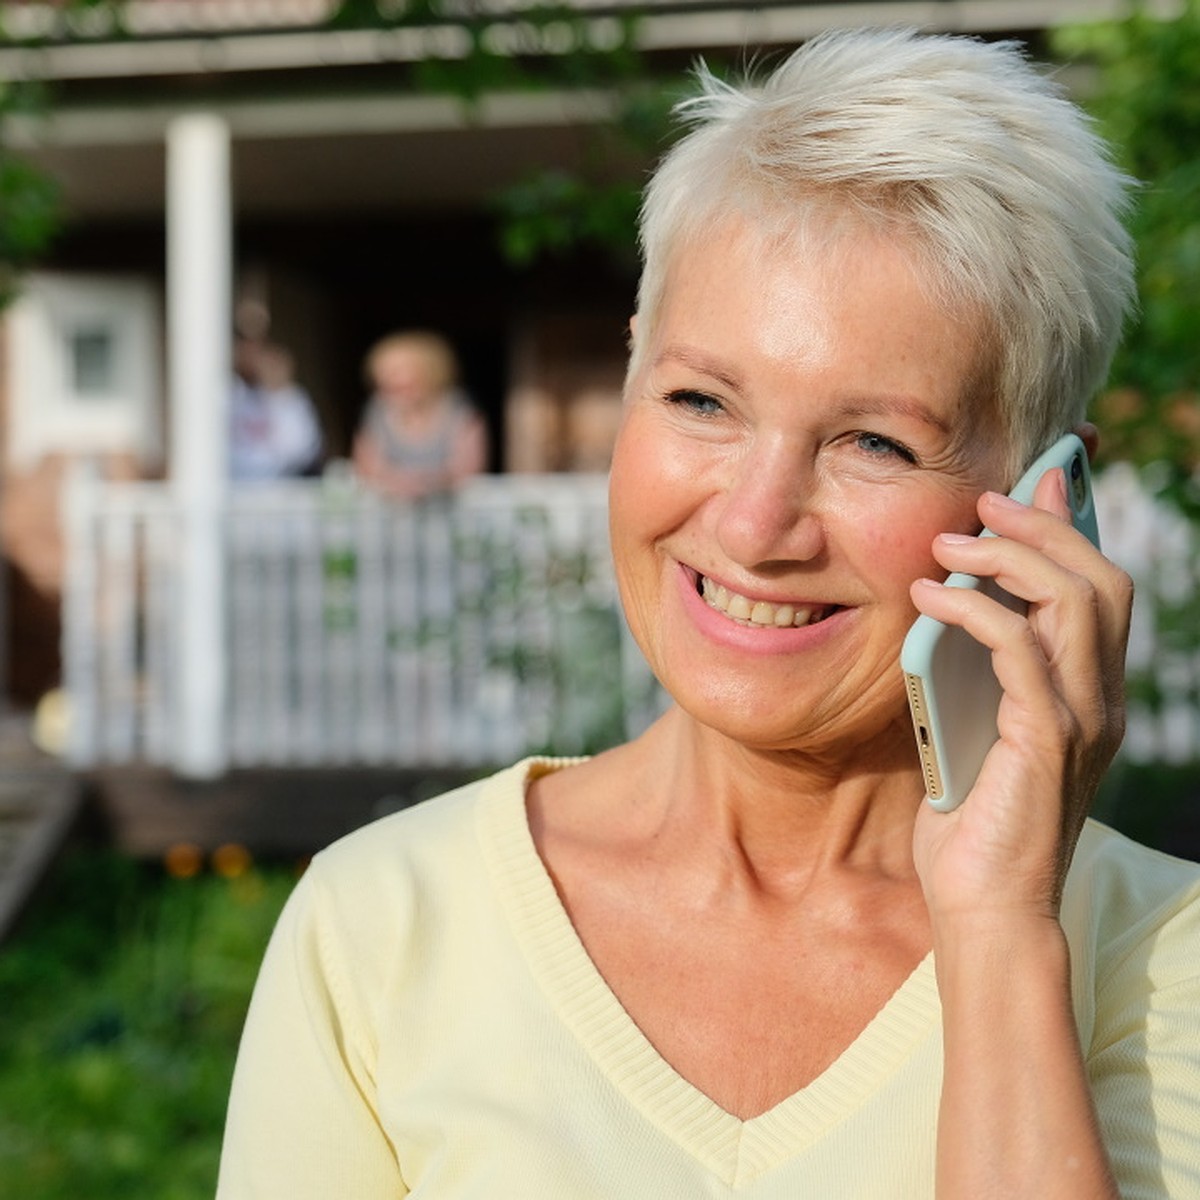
[633,28,1136,474]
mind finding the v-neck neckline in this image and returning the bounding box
[477,759,942,1187]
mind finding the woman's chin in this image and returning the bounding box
[661,669,913,763]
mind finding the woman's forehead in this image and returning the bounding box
[657,217,934,335]
[642,216,1000,433]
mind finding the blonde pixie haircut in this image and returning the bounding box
[632,28,1137,477]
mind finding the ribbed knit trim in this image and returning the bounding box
[477,758,941,1188]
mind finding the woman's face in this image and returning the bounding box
[372,345,437,410]
[610,218,1007,757]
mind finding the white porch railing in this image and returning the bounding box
[62,467,664,773]
[1092,461,1200,766]
[61,462,1200,774]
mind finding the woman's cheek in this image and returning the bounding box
[848,494,966,591]
[613,416,710,517]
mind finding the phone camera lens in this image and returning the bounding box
[1069,453,1087,510]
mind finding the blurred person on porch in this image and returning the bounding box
[351,330,487,499]
[230,337,324,482]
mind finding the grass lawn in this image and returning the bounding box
[0,844,298,1199]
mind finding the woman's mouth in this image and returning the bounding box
[699,575,837,629]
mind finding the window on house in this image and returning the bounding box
[68,326,117,397]
[6,272,163,469]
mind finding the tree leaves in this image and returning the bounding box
[1054,3,1200,515]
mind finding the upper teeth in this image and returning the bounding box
[700,577,827,628]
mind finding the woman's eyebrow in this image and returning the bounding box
[654,344,744,392]
[838,397,952,434]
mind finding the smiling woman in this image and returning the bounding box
[217,28,1200,1200]
[609,223,1000,753]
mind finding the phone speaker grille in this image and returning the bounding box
[904,673,943,800]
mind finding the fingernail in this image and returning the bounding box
[984,490,1024,510]
[937,532,975,545]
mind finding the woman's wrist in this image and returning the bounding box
[931,907,1070,994]
[932,910,1117,1199]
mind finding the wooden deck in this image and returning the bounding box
[83,763,484,861]
[0,717,83,942]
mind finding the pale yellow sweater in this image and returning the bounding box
[218,759,1200,1198]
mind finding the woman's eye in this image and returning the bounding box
[856,432,917,463]
[664,389,724,416]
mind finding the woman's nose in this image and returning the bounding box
[714,442,826,568]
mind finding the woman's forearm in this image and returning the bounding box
[933,916,1118,1200]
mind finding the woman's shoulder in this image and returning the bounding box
[272,760,567,990]
[1063,819,1200,990]
[305,756,579,897]
[315,770,486,868]
[1070,819,1200,908]
[311,760,525,871]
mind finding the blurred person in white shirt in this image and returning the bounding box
[230,339,323,481]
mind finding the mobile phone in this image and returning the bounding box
[900,433,1100,811]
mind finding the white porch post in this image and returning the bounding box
[167,113,231,779]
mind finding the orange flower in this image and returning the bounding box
[212,843,253,879]
[164,842,204,879]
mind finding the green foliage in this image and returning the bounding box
[326,0,671,267]
[1053,4,1200,515]
[0,151,61,302]
[1093,759,1200,859]
[0,77,61,306]
[496,169,640,268]
[0,849,295,1200]
[0,16,67,303]
[1053,8,1200,780]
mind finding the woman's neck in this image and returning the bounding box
[536,706,927,899]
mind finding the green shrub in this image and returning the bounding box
[0,848,296,1200]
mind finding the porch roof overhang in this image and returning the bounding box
[0,0,1116,220]
[0,0,1135,82]
[6,89,638,218]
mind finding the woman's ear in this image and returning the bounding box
[1074,421,1100,463]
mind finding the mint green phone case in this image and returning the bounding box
[900,433,1100,811]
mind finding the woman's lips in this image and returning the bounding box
[698,574,837,629]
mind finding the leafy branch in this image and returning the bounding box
[326,0,675,268]
[1054,2,1200,516]
[0,75,61,307]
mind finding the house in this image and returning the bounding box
[3,0,1191,803]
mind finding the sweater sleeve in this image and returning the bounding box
[1087,878,1200,1200]
[216,866,407,1198]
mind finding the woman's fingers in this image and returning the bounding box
[926,488,1132,664]
[915,506,1131,758]
[908,471,1135,913]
